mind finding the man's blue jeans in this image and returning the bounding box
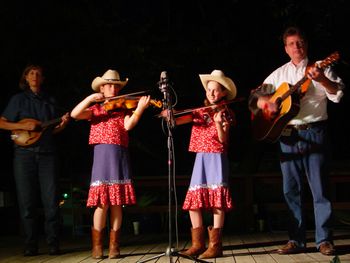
[279,124,333,248]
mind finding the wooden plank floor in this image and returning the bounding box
[0,230,349,262]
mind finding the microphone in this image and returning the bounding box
[158,71,176,128]
[159,71,170,109]
[159,71,169,94]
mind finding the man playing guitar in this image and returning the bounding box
[248,26,344,256]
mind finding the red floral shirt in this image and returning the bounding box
[88,104,129,147]
[188,109,227,153]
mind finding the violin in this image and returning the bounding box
[160,98,244,126]
[201,100,236,126]
[103,96,162,112]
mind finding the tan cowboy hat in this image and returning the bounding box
[199,70,237,100]
[91,69,129,92]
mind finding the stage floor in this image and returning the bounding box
[0,230,349,262]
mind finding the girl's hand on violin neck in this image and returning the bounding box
[214,111,229,131]
[213,110,225,123]
[136,95,151,111]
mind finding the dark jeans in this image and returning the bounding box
[279,123,333,248]
[13,148,60,249]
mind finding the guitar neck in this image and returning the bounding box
[284,76,309,99]
[280,52,340,101]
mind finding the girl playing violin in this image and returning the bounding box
[70,69,150,259]
[164,70,236,259]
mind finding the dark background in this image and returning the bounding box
[1,0,350,204]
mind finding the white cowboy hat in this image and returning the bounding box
[199,69,237,100]
[91,69,129,92]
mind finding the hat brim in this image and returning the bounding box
[199,75,237,100]
[91,77,129,92]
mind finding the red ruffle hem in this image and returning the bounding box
[87,183,136,207]
[182,186,233,211]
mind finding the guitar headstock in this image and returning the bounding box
[318,51,340,69]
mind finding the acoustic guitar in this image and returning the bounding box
[251,51,340,143]
[11,117,63,147]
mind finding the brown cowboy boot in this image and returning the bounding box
[91,227,104,259]
[198,226,223,259]
[180,226,206,257]
[109,229,121,259]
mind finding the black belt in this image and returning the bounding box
[287,121,327,130]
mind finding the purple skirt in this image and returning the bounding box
[90,144,132,185]
[183,152,233,211]
[189,152,229,187]
[87,144,136,207]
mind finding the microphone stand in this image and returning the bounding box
[137,75,208,263]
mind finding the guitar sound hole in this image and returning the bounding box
[275,97,282,107]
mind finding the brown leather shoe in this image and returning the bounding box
[277,241,305,254]
[319,242,335,256]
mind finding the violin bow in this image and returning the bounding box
[155,97,245,118]
[95,90,150,103]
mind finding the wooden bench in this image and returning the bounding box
[252,170,350,209]
[249,170,350,231]
[60,169,350,234]
[124,170,350,232]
